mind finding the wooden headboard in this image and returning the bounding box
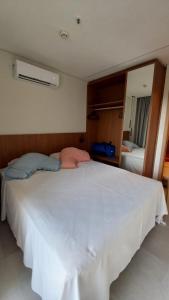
[123,131,130,140]
[0,132,86,168]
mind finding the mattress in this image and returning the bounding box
[1,161,167,300]
[120,148,145,174]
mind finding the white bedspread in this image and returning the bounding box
[120,148,145,174]
[1,161,167,300]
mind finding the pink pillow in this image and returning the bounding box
[61,157,78,169]
[121,145,131,152]
[60,147,90,169]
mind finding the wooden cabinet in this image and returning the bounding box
[87,72,127,167]
[86,59,166,176]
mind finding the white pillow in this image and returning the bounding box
[50,152,60,159]
[8,158,19,166]
[123,140,139,151]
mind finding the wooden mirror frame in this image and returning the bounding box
[124,59,166,177]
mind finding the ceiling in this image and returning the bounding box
[0,0,169,80]
[126,64,154,97]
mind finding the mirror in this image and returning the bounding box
[120,64,154,175]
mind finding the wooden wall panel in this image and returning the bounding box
[96,109,123,158]
[95,82,125,103]
[143,61,166,177]
[0,132,86,168]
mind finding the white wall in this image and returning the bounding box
[0,50,87,134]
[153,65,169,179]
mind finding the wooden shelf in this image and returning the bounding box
[88,100,124,111]
[89,100,123,108]
[94,106,124,111]
[92,154,119,166]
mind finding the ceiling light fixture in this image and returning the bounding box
[76,17,81,24]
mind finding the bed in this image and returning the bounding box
[1,160,167,300]
[120,147,145,175]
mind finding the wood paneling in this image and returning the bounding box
[88,73,126,106]
[96,109,123,158]
[143,61,166,177]
[0,132,86,168]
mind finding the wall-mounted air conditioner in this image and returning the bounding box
[14,60,60,87]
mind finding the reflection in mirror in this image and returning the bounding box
[120,64,154,175]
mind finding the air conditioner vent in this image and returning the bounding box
[14,60,60,87]
[18,74,51,86]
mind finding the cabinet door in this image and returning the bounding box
[143,61,166,177]
[121,60,165,178]
[121,63,155,176]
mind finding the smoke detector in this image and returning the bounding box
[59,30,69,40]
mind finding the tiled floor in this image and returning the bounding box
[0,216,169,300]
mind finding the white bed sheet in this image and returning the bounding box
[1,161,167,300]
[121,148,145,174]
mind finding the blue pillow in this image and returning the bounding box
[5,153,60,180]
[41,156,60,171]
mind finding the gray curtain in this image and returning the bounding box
[134,96,150,147]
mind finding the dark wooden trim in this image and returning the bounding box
[0,132,86,168]
[125,59,159,73]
